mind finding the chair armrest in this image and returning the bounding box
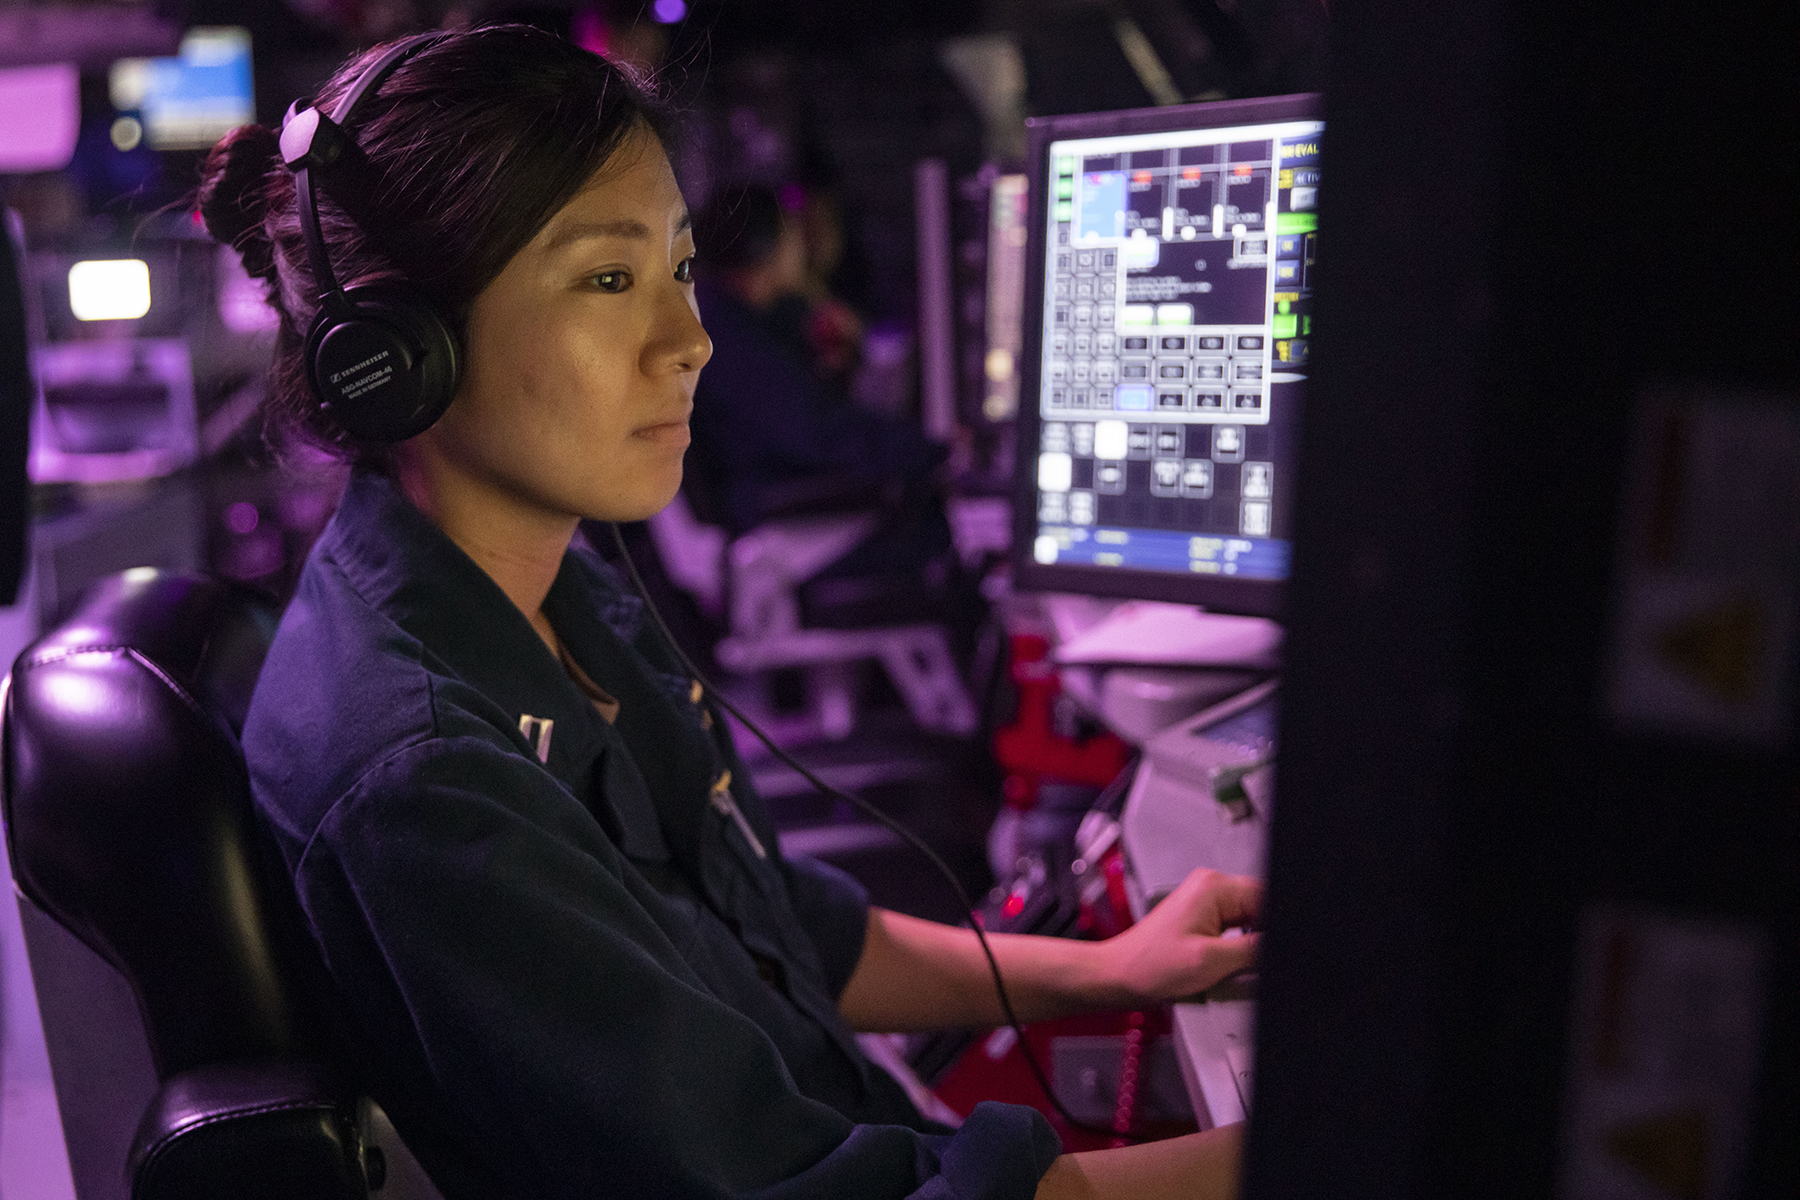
[129,1060,380,1200]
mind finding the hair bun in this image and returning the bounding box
[199,123,282,280]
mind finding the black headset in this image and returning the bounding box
[278,33,458,443]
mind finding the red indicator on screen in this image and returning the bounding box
[1132,170,1152,184]
[1232,164,1252,176]
[1181,167,1202,180]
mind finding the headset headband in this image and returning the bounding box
[275,31,464,445]
[279,32,447,320]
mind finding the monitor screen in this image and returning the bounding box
[1010,94,1322,617]
[110,27,254,152]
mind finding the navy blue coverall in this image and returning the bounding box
[243,470,1059,1199]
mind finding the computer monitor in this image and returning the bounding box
[1010,94,1322,618]
[109,27,254,153]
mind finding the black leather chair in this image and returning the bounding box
[1,569,436,1200]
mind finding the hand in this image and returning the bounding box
[1100,868,1262,1006]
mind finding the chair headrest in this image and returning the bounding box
[2,569,320,1077]
[20,567,279,734]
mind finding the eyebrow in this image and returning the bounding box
[545,211,693,252]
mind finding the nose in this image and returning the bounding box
[652,284,712,376]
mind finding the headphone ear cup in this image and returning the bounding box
[306,285,460,443]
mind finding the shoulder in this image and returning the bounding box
[244,542,525,860]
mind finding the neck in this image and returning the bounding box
[394,446,574,654]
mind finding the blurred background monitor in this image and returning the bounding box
[109,27,253,153]
[1010,93,1322,618]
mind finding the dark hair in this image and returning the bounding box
[692,184,787,272]
[197,24,670,463]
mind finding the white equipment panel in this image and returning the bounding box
[1117,678,1276,1127]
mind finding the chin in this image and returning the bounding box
[596,469,684,526]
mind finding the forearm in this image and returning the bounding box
[837,907,1128,1033]
[1036,1125,1242,1200]
[838,869,1262,1034]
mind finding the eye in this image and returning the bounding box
[590,269,632,293]
[674,255,696,284]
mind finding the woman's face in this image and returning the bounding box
[421,126,711,525]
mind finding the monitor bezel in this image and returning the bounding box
[1009,92,1323,619]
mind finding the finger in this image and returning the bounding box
[1206,873,1265,927]
[1198,931,1260,988]
[1164,866,1224,912]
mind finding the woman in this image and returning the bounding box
[205,25,1260,1200]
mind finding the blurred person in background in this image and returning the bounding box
[689,183,973,630]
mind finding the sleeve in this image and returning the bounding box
[294,732,1059,1200]
[779,853,872,999]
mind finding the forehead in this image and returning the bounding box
[539,132,689,249]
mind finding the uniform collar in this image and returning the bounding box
[319,469,670,860]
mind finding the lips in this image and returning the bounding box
[632,416,691,445]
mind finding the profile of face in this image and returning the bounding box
[413,125,712,527]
